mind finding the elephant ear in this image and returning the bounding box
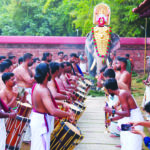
[109,33,120,52]
[85,31,94,54]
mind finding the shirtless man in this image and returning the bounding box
[8,55,17,70]
[0,72,26,108]
[55,63,75,101]
[55,51,64,63]
[31,57,40,76]
[31,63,74,150]
[13,53,34,104]
[18,57,23,65]
[0,56,6,63]
[70,53,84,78]
[48,62,70,101]
[115,56,131,92]
[104,78,143,150]
[0,61,12,91]
[63,54,68,62]
[60,62,76,91]
[41,52,52,64]
[0,98,16,150]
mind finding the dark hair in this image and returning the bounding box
[0,61,11,72]
[42,52,50,61]
[60,62,65,68]
[70,53,77,58]
[4,59,12,66]
[125,54,130,58]
[2,72,14,84]
[49,62,60,74]
[58,51,64,56]
[9,55,16,60]
[0,56,6,61]
[100,65,107,73]
[64,54,68,58]
[103,68,116,78]
[117,56,127,66]
[65,62,71,66]
[144,102,150,113]
[18,57,23,64]
[33,57,40,63]
[104,78,118,90]
[23,53,33,62]
[34,63,50,84]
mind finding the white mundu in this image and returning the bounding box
[0,119,6,150]
[118,108,144,150]
[142,85,150,108]
[30,111,54,150]
[108,95,120,136]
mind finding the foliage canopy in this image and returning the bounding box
[0,0,149,37]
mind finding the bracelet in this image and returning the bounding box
[8,107,11,112]
[112,109,116,117]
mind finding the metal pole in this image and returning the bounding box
[144,18,148,74]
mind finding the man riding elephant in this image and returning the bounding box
[85,3,120,77]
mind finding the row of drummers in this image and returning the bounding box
[5,77,93,150]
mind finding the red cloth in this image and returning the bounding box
[54,79,61,93]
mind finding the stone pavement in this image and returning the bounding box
[75,96,120,150]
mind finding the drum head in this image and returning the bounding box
[76,92,85,98]
[78,81,87,88]
[68,104,82,112]
[17,101,32,108]
[77,87,86,93]
[65,122,80,135]
[84,79,93,86]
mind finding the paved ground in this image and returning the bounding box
[75,96,120,150]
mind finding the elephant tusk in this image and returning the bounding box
[90,59,96,71]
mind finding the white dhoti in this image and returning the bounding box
[20,87,32,142]
[30,111,54,150]
[80,63,86,72]
[108,95,120,136]
[25,88,32,104]
[142,85,150,108]
[118,108,144,150]
[0,119,6,150]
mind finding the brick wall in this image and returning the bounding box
[0,36,150,72]
[116,45,150,72]
[0,44,85,61]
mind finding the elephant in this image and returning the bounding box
[85,30,120,77]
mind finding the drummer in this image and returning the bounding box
[31,63,74,150]
[41,52,52,64]
[60,62,76,91]
[69,53,84,78]
[48,62,71,101]
[0,56,6,63]
[8,55,17,70]
[0,72,27,109]
[0,61,13,91]
[55,51,64,63]
[0,98,17,150]
[55,63,76,101]
[115,56,131,92]
[64,62,79,86]
[13,53,35,104]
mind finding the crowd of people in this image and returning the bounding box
[97,52,150,150]
[1,50,150,150]
[0,51,87,150]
